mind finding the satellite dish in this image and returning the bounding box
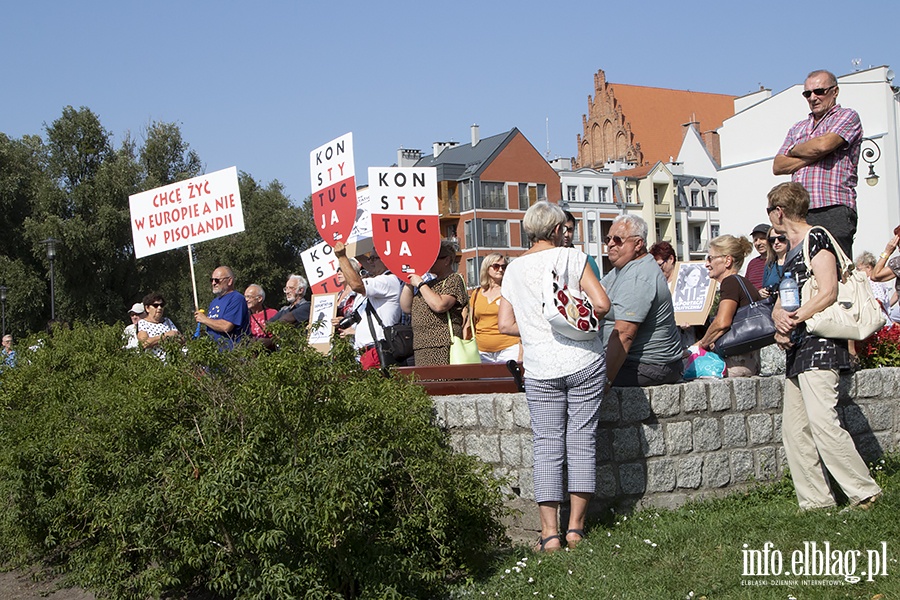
[887,69,895,84]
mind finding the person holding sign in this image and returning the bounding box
[399,240,467,366]
[498,201,610,552]
[334,242,403,370]
[194,266,250,351]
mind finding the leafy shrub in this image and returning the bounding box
[0,323,507,599]
[857,324,900,369]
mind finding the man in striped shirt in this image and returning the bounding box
[773,69,862,257]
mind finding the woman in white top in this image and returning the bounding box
[137,292,181,360]
[498,201,610,552]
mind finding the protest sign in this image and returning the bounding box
[368,167,440,284]
[300,241,342,295]
[129,167,244,259]
[308,293,338,353]
[672,261,716,325]
[310,132,357,245]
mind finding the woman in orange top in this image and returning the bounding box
[470,253,521,363]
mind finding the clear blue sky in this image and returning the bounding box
[3,1,897,204]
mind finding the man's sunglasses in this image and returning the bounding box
[210,277,228,284]
[802,85,835,99]
[768,235,787,244]
[604,234,640,246]
[149,302,165,308]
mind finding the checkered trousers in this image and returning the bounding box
[525,357,606,504]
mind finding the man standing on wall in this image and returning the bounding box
[773,69,862,257]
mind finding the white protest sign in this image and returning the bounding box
[129,166,244,258]
[368,167,440,284]
[300,240,342,295]
[310,132,357,245]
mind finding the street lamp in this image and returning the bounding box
[861,138,882,187]
[41,237,59,321]
[0,285,7,337]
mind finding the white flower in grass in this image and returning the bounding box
[528,577,534,583]
[568,569,573,575]
[615,544,621,548]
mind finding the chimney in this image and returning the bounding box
[397,147,422,167]
[702,131,722,166]
[471,124,480,147]
[432,141,459,157]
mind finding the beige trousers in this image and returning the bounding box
[782,369,881,510]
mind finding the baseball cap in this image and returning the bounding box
[751,223,770,237]
[128,302,146,315]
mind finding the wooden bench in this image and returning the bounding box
[394,362,525,396]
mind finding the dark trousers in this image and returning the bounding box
[807,204,857,259]
[613,358,684,387]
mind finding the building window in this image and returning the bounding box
[464,220,474,247]
[466,258,478,286]
[520,220,530,247]
[445,225,457,241]
[587,218,597,243]
[461,181,473,211]
[583,186,592,202]
[567,185,577,203]
[708,190,717,208]
[480,182,506,209]
[598,187,608,203]
[518,183,529,208]
[626,187,633,203]
[655,222,662,243]
[711,224,720,238]
[537,184,546,202]
[690,190,699,207]
[690,226,702,252]
[479,219,509,247]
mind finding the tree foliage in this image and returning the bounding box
[0,325,508,598]
[0,107,316,335]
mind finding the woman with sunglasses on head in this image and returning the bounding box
[136,292,182,360]
[697,235,762,377]
[469,253,521,364]
[761,227,790,298]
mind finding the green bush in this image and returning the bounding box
[0,323,507,599]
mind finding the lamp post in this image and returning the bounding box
[861,138,882,187]
[0,285,7,337]
[41,237,59,321]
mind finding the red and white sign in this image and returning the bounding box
[310,132,357,245]
[129,167,244,258]
[300,240,343,295]
[368,167,440,284]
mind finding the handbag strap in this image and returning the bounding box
[730,274,758,308]
[801,226,850,277]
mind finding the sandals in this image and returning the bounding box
[565,528,585,549]
[536,534,563,553]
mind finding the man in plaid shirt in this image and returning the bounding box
[773,69,862,257]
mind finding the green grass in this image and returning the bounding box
[455,454,899,600]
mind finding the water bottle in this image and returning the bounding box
[779,272,800,312]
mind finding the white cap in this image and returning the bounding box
[128,302,146,315]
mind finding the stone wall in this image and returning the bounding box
[433,369,900,533]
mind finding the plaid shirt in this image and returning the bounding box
[778,105,862,210]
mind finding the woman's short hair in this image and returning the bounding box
[709,234,754,270]
[438,239,460,268]
[523,201,566,243]
[767,182,809,220]
[855,251,877,269]
[478,253,507,290]
[612,214,648,243]
[649,240,676,263]
[142,291,165,307]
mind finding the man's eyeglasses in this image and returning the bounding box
[604,234,640,246]
[149,302,165,308]
[562,225,572,234]
[766,205,780,214]
[802,85,835,99]
[490,263,507,270]
[768,235,787,244]
[211,277,229,284]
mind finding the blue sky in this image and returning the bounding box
[3,1,897,204]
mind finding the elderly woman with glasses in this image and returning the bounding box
[768,182,881,511]
[469,253,521,364]
[137,292,181,360]
[400,239,468,366]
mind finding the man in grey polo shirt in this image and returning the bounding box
[601,214,684,387]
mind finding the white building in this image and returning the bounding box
[718,65,900,254]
